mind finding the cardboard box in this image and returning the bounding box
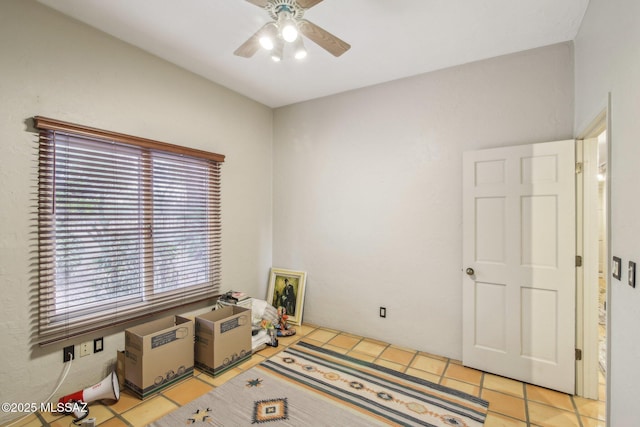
[195,305,252,376]
[124,315,194,399]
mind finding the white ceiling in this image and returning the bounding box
[37,0,589,108]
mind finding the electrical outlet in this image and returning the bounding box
[379,307,386,318]
[94,337,104,353]
[63,345,74,362]
[79,341,92,357]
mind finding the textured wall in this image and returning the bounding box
[273,42,574,359]
[0,1,272,421]
[575,0,640,424]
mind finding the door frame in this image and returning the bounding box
[575,97,611,400]
[575,137,600,399]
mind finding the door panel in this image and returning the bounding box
[462,140,576,394]
[475,197,506,263]
[521,195,558,267]
[474,282,507,352]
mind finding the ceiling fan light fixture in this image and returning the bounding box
[260,37,274,51]
[271,37,284,62]
[281,23,298,43]
[293,37,307,60]
[278,12,298,43]
[258,22,278,50]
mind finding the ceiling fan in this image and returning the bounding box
[234,0,351,61]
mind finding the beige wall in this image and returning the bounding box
[273,42,574,358]
[0,1,272,419]
[575,0,640,423]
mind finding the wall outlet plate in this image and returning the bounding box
[629,261,636,288]
[63,345,74,362]
[79,341,92,357]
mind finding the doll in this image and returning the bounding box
[276,306,296,337]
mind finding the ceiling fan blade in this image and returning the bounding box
[298,19,351,57]
[296,0,324,9]
[233,30,262,58]
[244,0,269,7]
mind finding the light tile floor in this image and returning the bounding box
[6,324,606,427]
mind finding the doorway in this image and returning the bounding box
[596,130,608,388]
[576,108,609,403]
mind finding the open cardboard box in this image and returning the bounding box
[195,305,252,376]
[124,315,194,399]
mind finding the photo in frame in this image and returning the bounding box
[266,268,307,326]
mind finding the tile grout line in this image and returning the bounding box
[477,371,487,423]
[340,332,362,353]
[110,411,135,427]
[371,341,389,366]
[33,410,49,427]
[119,394,173,425]
[404,349,420,375]
[100,399,132,426]
[523,382,531,426]
[439,358,451,385]
[570,394,585,427]
[160,392,182,410]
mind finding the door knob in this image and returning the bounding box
[466,267,475,276]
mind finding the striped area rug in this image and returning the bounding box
[151,341,488,426]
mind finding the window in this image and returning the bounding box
[34,117,224,344]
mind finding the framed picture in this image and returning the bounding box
[267,268,307,326]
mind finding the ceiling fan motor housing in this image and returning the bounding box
[267,0,305,21]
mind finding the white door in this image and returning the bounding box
[462,140,576,394]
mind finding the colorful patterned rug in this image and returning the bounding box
[151,341,488,426]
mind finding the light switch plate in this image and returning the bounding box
[94,337,104,353]
[612,256,621,280]
[629,261,636,288]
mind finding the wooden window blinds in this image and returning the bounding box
[34,117,224,344]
